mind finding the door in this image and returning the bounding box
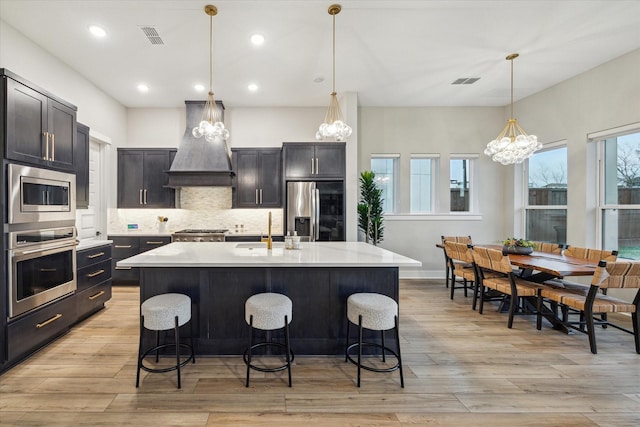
[235,150,259,206]
[286,181,315,239]
[314,144,345,178]
[142,151,172,208]
[47,99,76,171]
[316,181,345,241]
[117,150,144,208]
[257,149,282,207]
[284,144,315,179]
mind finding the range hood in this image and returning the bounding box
[166,100,234,188]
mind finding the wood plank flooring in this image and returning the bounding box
[1,280,639,426]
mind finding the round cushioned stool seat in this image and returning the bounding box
[245,293,292,330]
[142,293,191,331]
[347,293,397,331]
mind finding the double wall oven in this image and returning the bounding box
[6,163,77,319]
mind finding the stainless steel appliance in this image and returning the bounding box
[171,229,228,242]
[8,163,76,225]
[286,181,344,242]
[8,226,77,318]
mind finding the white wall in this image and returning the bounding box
[0,19,128,210]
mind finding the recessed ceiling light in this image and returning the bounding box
[137,83,149,93]
[194,84,205,92]
[313,76,325,83]
[248,83,259,92]
[89,25,107,38]
[250,33,265,46]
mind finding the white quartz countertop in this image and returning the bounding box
[76,239,113,251]
[117,242,421,268]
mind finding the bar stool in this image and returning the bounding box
[345,293,404,387]
[136,293,195,389]
[244,292,294,387]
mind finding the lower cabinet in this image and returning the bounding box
[76,243,113,320]
[109,235,171,285]
[6,293,77,362]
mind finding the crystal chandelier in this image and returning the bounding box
[192,5,229,142]
[484,53,541,165]
[316,4,352,142]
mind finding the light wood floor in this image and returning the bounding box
[1,280,639,426]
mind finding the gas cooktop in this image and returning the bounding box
[173,229,229,234]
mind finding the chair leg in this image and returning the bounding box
[345,314,350,363]
[190,315,196,364]
[155,330,160,363]
[479,284,485,314]
[445,264,450,288]
[536,294,543,330]
[245,315,253,387]
[381,330,386,363]
[450,275,456,300]
[472,280,479,311]
[174,316,181,389]
[507,294,517,329]
[585,307,597,354]
[136,315,144,388]
[463,279,468,298]
[394,315,404,388]
[357,315,363,388]
[285,315,292,387]
[632,311,640,354]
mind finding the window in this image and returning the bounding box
[371,155,398,213]
[599,130,640,260]
[525,144,567,244]
[450,158,473,212]
[410,155,437,213]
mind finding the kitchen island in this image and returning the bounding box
[118,241,421,355]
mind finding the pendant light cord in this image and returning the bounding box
[510,56,514,119]
[209,13,213,93]
[332,12,336,94]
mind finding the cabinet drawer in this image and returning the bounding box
[112,258,139,283]
[140,237,171,252]
[7,295,77,361]
[110,237,140,258]
[77,259,112,292]
[77,245,112,269]
[76,281,112,320]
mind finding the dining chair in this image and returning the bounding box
[472,247,549,328]
[441,236,472,289]
[537,261,640,354]
[530,241,564,254]
[563,246,618,262]
[443,241,475,300]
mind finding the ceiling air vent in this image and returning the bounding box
[139,26,165,45]
[452,77,480,85]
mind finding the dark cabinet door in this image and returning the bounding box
[258,149,282,207]
[75,122,90,209]
[234,150,260,207]
[314,144,345,178]
[4,77,48,164]
[283,144,315,179]
[142,151,173,208]
[47,99,76,171]
[117,150,145,208]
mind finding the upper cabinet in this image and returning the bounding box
[1,70,77,172]
[75,122,90,209]
[232,148,282,208]
[283,142,345,180]
[117,148,176,209]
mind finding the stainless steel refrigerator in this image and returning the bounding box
[286,181,345,241]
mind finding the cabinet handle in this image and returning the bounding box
[51,133,55,161]
[311,158,314,174]
[315,157,319,174]
[36,313,62,328]
[44,132,50,160]
[145,241,164,245]
[88,290,106,300]
[115,266,132,270]
[139,189,143,205]
[259,189,263,204]
[144,189,148,204]
[39,268,57,272]
[87,269,105,278]
[114,245,132,248]
[255,189,259,204]
[87,252,105,259]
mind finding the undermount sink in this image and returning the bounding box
[234,242,284,256]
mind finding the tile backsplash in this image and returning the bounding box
[108,187,283,235]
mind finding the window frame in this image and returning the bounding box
[450,154,477,213]
[409,154,439,214]
[370,153,400,214]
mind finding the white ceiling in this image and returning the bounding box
[1,0,639,109]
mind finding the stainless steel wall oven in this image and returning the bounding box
[8,226,77,318]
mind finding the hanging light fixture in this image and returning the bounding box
[192,4,229,142]
[316,4,352,142]
[484,53,541,165]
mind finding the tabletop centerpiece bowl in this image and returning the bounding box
[502,237,536,255]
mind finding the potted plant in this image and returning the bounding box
[358,170,384,245]
[502,237,537,255]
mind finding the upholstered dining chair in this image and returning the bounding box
[441,235,472,289]
[472,246,549,328]
[537,260,640,354]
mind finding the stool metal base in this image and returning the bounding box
[345,314,404,388]
[244,314,293,387]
